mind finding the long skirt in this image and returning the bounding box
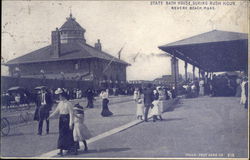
[235,85,242,97]
[87,99,94,108]
[58,114,79,150]
[101,99,113,117]
[151,100,161,116]
[199,87,204,96]
[136,103,144,116]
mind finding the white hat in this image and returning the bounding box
[55,88,64,94]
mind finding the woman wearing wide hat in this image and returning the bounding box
[47,88,79,156]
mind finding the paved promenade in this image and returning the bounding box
[64,97,248,158]
[1,96,248,158]
[1,95,135,157]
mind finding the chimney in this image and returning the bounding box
[51,28,61,58]
[94,39,102,51]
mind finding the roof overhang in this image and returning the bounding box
[159,30,248,72]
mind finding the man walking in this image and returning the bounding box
[143,83,154,122]
[36,87,53,135]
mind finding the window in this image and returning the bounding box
[75,62,79,70]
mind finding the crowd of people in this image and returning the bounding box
[1,75,247,155]
[26,83,177,155]
[182,73,248,109]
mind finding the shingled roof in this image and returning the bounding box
[5,42,129,65]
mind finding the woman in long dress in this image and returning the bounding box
[47,88,78,156]
[100,89,113,117]
[133,87,141,101]
[136,98,144,120]
[235,78,242,97]
[199,79,205,96]
[134,88,143,120]
[151,89,163,122]
[240,78,247,105]
[73,103,92,154]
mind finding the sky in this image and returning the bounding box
[1,0,248,80]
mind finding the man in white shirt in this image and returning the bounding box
[36,88,53,135]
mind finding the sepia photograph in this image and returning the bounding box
[1,0,249,159]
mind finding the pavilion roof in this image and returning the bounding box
[159,30,248,72]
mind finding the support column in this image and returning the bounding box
[171,56,178,96]
[192,65,195,80]
[198,68,201,80]
[184,61,188,82]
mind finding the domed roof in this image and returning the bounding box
[60,13,85,32]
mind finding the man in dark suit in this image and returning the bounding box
[143,83,154,122]
[36,88,53,135]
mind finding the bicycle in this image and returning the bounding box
[1,117,10,136]
[18,111,33,124]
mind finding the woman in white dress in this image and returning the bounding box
[136,98,144,120]
[134,88,143,120]
[199,79,205,96]
[240,78,247,105]
[133,87,141,102]
[151,89,163,122]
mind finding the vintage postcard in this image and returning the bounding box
[1,0,249,159]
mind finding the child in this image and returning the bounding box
[73,103,92,154]
[136,98,144,120]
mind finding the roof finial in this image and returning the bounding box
[70,7,72,18]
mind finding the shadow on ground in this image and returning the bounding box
[111,114,135,117]
[160,118,186,122]
[59,147,131,157]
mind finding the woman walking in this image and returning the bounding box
[86,89,94,108]
[100,89,113,117]
[73,103,92,154]
[134,87,143,120]
[199,78,205,96]
[136,98,144,120]
[133,87,141,101]
[47,88,78,156]
[240,77,247,105]
[151,89,163,122]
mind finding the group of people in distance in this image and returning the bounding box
[183,73,247,98]
[134,83,165,122]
